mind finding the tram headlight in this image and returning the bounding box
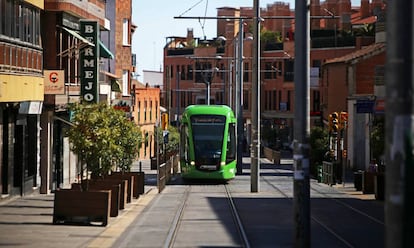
[220,161,226,166]
[190,161,195,166]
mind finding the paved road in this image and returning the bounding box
[0,158,384,248]
[113,158,384,248]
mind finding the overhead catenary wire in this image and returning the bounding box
[178,0,210,39]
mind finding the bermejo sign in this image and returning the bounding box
[80,20,99,103]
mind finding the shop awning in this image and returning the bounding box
[59,26,114,59]
[101,71,122,92]
[61,26,94,47]
[99,40,114,59]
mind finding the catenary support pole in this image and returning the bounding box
[293,0,311,246]
[236,18,244,175]
[250,0,260,193]
[385,1,413,247]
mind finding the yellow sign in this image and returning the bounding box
[44,70,65,95]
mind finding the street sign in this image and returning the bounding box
[356,100,375,113]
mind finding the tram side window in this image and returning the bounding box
[180,125,189,162]
[226,123,236,162]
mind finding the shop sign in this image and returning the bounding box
[44,70,65,95]
[80,20,99,103]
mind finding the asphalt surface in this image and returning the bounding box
[0,157,384,248]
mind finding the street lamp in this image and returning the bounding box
[188,55,222,105]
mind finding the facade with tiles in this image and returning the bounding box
[0,0,44,197]
[0,0,143,198]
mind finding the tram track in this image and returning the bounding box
[163,184,250,248]
[260,164,383,248]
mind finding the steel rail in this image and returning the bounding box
[224,184,251,248]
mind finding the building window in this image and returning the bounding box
[243,90,249,110]
[122,70,129,96]
[155,101,158,121]
[313,90,320,111]
[123,18,130,46]
[287,90,291,111]
[243,62,249,82]
[264,62,272,79]
[150,100,153,121]
[138,101,141,123]
[284,60,294,82]
[0,0,41,46]
[144,101,147,121]
[187,65,193,80]
[272,90,277,110]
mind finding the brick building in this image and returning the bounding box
[40,0,135,192]
[163,0,386,165]
[131,82,161,159]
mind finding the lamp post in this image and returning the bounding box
[189,56,222,105]
[235,18,244,175]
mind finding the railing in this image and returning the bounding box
[0,41,42,75]
[263,146,281,165]
[158,154,179,193]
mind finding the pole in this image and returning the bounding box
[236,18,244,175]
[250,0,260,192]
[166,66,171,126]
[293,0,310,246]
[385,1,413,247]
[229,60,233,109]
[176,71,180,122]
[207,81,211,105]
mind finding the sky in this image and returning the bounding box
[131,0,361,79]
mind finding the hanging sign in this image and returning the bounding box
[80,20,99,103]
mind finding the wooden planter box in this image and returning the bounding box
[111,172,145,198]
[363,171,377,194]
[93,179,128,209]
[53,189,111,226]
[107,174,134,202]
[72,182,121,217]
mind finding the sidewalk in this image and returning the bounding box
[0,159,157,248]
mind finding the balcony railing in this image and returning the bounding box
[0,41,42,75]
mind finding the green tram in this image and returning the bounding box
[179,105,237,180]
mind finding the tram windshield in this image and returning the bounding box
[190,115,226,162]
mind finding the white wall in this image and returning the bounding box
[143,70,163,89]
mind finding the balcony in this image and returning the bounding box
[167,48,194,56]
[0,41,42,75]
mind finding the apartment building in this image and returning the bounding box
[163,0,386,168]
[39,0,135,193]
[0,0,44,197]
[131,81,161,159]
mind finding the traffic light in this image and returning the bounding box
[161,113,168,130]
[339,111,348,130]
[329,112,339,133]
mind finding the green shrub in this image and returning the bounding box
[67,102,142,178]
[310,126,329,176]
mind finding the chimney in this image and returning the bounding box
[361,0,370,18]
[187,28,194,46]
